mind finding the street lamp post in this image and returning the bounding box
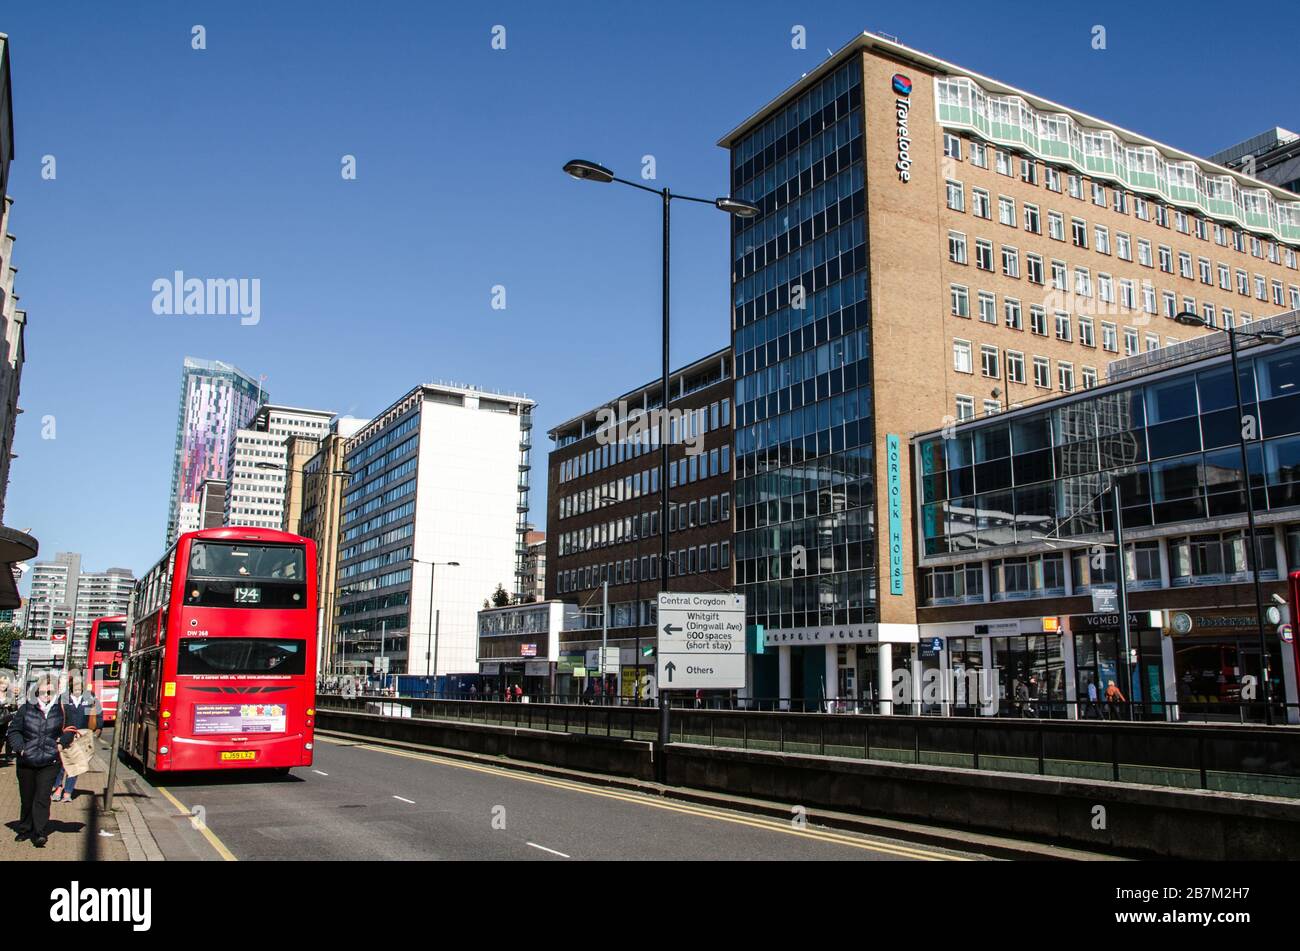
[1174,311,1286,724]
[412,559,460,696]
[564,160,758,756]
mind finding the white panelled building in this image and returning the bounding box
[225,404,334,530]
[334,383,535,678]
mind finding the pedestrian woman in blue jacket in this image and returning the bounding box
[5,675,74,848]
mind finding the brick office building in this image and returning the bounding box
[719,32,1300,706]
[545,348,734,699]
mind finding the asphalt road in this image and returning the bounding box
[135,736,983,861]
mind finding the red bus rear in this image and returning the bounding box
[119,527,318,774]
[87,614,127,723]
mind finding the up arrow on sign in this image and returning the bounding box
[664,660,676,683]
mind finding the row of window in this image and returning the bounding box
[923,527,1295,606]
[945,240,1300,325]
[944,174,1298,282]
[556,542,732,594]
[558,448,731,521]
[557,492,732,557]
[934,86,1300,244]
[557,400,731,484]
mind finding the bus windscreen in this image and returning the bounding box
[177,638,308,676]
[184,542,307,609]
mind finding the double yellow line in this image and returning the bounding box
[155,786,238,862]
[319,736,964,861]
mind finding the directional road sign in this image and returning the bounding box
[656,592,746,690]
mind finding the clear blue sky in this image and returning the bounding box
[2,0,1294,582]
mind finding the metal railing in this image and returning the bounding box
[316,693,1300,798]
[326,687,1299,724]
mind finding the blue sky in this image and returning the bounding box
[2,0,1294,581]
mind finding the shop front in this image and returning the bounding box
[1066,611,1167,721]
[1165,608,1292,724]
[917,617,1068,718]
[476,601,581,700]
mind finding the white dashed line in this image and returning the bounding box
[313,770,329,776]
[393,795,415,804]
[527,842,570,858]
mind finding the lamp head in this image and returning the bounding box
[563,159,615,183]
[715,197,761,218]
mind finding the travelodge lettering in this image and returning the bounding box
[893,73,913,182]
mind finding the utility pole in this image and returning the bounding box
[601,578,609,705]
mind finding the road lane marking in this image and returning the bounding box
[313,770,329,776]
[156,786,238,862]
[318,736,961,860]
[393,795,416,804]
[527,842,570,858]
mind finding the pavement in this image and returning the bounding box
[0,747,131,861]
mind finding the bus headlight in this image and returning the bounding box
[304,742,313,750]
[159,746,169,755]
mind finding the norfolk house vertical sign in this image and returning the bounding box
[887,434,904,595]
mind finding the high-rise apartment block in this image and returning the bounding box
[224,404,333,530]
[165,357,264,546]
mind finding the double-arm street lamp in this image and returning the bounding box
[563,160,758,728]
[1173,310,1287,724]
[412,559,460,690]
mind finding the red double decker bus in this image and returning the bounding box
[119,527,318,775]
[87,614,127,723]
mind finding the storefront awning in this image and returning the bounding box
[0,526,37,609]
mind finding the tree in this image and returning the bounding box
[490,584,511,607]
[0,623,23,667]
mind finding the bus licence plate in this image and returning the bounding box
[220,751,257,761]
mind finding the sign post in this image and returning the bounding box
[655,593,747,691]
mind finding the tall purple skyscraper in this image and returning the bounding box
[165,357,265,547]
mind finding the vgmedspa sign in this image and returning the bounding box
[892,73,913,182]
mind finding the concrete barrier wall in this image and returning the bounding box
[318,708,1300,859]
[665,744,1300,860]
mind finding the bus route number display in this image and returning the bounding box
[234,586,261,604]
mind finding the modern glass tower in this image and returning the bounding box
[724,59,876,704]
[165,357,265,547]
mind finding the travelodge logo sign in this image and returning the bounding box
[893,73,912,183]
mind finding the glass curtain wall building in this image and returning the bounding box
[727,61,878,702]
[914,319,1300,722]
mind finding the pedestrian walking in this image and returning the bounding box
[1104,679,1126,720]
[6,675,75,848]
[53,671,100,803]
[0,674,15,767]
[1084,677,1100,719]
